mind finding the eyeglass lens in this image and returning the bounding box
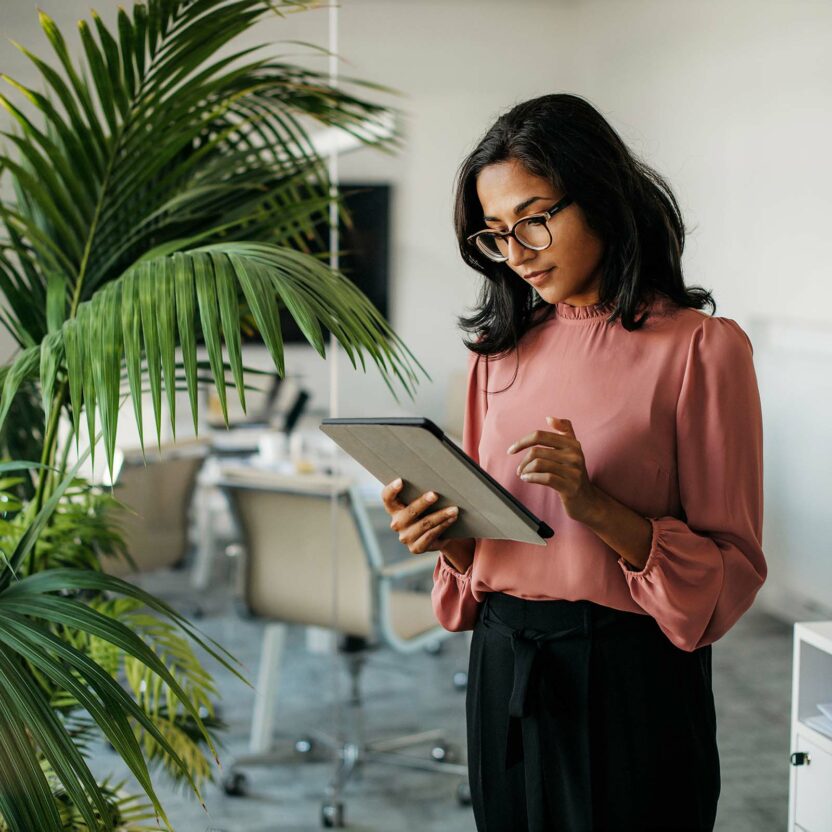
[476,216,551,259]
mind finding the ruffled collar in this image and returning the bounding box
[553,298,616,320]
[545,291,671,322]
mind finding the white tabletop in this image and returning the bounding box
[197,433,386,505]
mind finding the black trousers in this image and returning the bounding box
[466,591,720,832]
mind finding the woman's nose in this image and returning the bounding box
[506,236,535,269]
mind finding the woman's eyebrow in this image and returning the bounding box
[483,195,550,222]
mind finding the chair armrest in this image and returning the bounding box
[379,553,438,579]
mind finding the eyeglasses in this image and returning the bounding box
[466,195,574,262]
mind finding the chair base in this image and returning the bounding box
[227,622,471,825]
[223,726,470,827]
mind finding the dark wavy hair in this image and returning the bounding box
[453,93,716,357]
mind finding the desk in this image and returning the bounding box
[190,436,387,591]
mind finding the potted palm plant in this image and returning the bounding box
[0,1,427,828]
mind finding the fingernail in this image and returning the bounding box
[506,446,514,454]
[448,506,458,515]
[393,477,402,487]
[426,492,437,502]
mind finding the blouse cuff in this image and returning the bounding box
[439,552,473,581]
[617,516,665,579]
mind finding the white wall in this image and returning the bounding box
[751,318,832,620]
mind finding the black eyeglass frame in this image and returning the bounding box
[466,194,574,262]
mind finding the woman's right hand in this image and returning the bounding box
[381,478,476,572]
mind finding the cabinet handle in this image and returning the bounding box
[790,751,811,766]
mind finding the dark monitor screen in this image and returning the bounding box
[245,182,391,344]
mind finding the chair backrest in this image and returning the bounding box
[103,439,207,577]
[444,367,467,444]
[224,477,377,637]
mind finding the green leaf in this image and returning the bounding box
[3,569,247,685]
[210,250,246,414]
[0,442,89,590]
[0,647,115,831]
[61,318,84,452]
[120,268,144,455]
[0,594,216,769]
[138,260,163,448]
[0,613,176,830]
[0,686,63,831]
[173,252,199,435]
[39,330,63,429]
[0,346,40,439]
[91,284,123,480]
[192,251,227,425]
[155,256,179,439]
[227,252,284,376]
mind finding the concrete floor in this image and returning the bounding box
[88,550,795,832]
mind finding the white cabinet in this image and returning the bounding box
[789,621,832,832]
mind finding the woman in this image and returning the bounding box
[381,93,766,831]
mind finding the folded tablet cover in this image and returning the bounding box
[319,417,554,545]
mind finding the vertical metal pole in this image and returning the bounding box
[249,623,288,753]
[326,0,345,812]
[327,8,340,406]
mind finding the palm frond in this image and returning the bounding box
[48,775,159,832]
[0,0,404,328]
[92,598,222,790]
[0,483,223,795]
[0,648,116,831]
[0,564,249,832]
[0,455,241,831]
[0,772,159,832]
[49,242,426,479]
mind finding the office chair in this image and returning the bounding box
[102,437,209,597]
[216,468,470,828]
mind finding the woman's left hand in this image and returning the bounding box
[506,416,602,525]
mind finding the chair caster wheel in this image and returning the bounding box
[295,735,316,755]
[453,670,467,690]
[223,770,248,796]
[321,800,345,827]
[457,780,472,806]
[431,741,458,763]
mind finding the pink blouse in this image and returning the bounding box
[431,292,767,652]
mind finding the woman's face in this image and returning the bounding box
[475,158,605,306]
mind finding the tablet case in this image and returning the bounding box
[319,416,554,545]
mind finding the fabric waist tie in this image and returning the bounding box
[480,595,590,771]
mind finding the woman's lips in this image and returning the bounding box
[524,268,553,285]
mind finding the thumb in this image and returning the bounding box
[547,416,572,433]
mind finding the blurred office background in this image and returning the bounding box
[0,1,830,830]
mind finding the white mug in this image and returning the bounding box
[257,431,287,464]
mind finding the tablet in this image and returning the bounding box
[319,416,554,545]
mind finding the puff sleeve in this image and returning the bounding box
[617,316,767,652]
[431,347,487,631]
